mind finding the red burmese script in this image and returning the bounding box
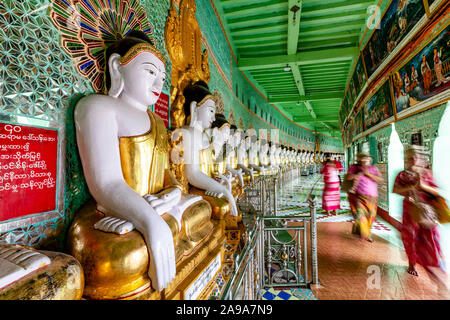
[0,122,58,222]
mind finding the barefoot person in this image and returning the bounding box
[393,146,448,292]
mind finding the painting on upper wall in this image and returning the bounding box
[354,108,365,136]
[349,77,358,102]
[362,0,426,78]
[353,56,368,96]
[363,79,395,131]
[392,24,449,114]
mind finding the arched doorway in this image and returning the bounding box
[432,102,450,270]
[387,123,404,222]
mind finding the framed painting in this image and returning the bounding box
[362,0,426,78]
[352,57,366,99]
[355,108,365,136]
[392,24,449,114]
[363,79,395,131]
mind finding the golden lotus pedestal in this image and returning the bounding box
[67,200,234,300]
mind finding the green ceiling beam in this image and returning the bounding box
[223,1,287,18]
[291,63,305,95]
[302,68,349,75]
[237,40,287,49]
[305,79,347,86]
[301,0,374,18]
[300,10,368,28]
[299,21,365,37]
[299,36,360,50]
[253,74,294,80]
[220,0,265,7]
[302,72,348,80]
[228,13,287,29]
[238,46,358,70]
[300,60,350,69]
[299,30,361,42]
[287,0,302,55]
[304,101,317,119]
[294,117,339,123]
[269,91,343,103]
[231,22,286,36]
[233,31,286,42]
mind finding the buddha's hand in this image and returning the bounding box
[219,173,234,192]
[205,190,224,198]
[144,187,182,215]
[236,170,244,186]
[249,168,255,181]
[145,218,176,291]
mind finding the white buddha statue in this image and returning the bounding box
[68,32,216,299]
[258,140,271,172]
[237,134,255,183]
[225,126,245,191]
[178,81,239,218]
[209,114,234,193]
[248,138,265,173]
[269,142,279,172]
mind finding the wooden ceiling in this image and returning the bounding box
[213,0,377,137]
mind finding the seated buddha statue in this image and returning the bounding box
[275,145,282,168]
[208,114,235,194]
[248,138,265,174]
[225,126,245,192]
[67,31,219,300]
[178,81,239,220]
[237,134,255,185]
[257,139,272,175]
[210,117,244,200]
[268,141,279,175]
[296,151,302,166]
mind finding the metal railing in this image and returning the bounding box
[221,166,319,299]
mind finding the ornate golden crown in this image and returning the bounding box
[119,42,166,65]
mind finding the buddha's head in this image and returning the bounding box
[183,81,216,129]
[229,125,241,149]
[261,140,269,154]
[242,135,251,151]
[211,113,231,160]
[105,30,166,108]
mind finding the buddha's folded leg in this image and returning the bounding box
[189,187,231,220]
[0,249,84,300]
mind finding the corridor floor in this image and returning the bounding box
[261,174,450,300]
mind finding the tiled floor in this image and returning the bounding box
[263,174,450,300]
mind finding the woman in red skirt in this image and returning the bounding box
[321,153,343,215]
[393,146,448,292]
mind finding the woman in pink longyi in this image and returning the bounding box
[321,153,343,215]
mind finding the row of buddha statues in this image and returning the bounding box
[0,30,342,300]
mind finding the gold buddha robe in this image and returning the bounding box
[227,154,243,198]
[189,146,231,220]
[241,156,253,185]
[67,111,216,300]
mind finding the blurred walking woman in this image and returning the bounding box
[345,152,384,242]
[321,153,342,215]
[393,146,447,289]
